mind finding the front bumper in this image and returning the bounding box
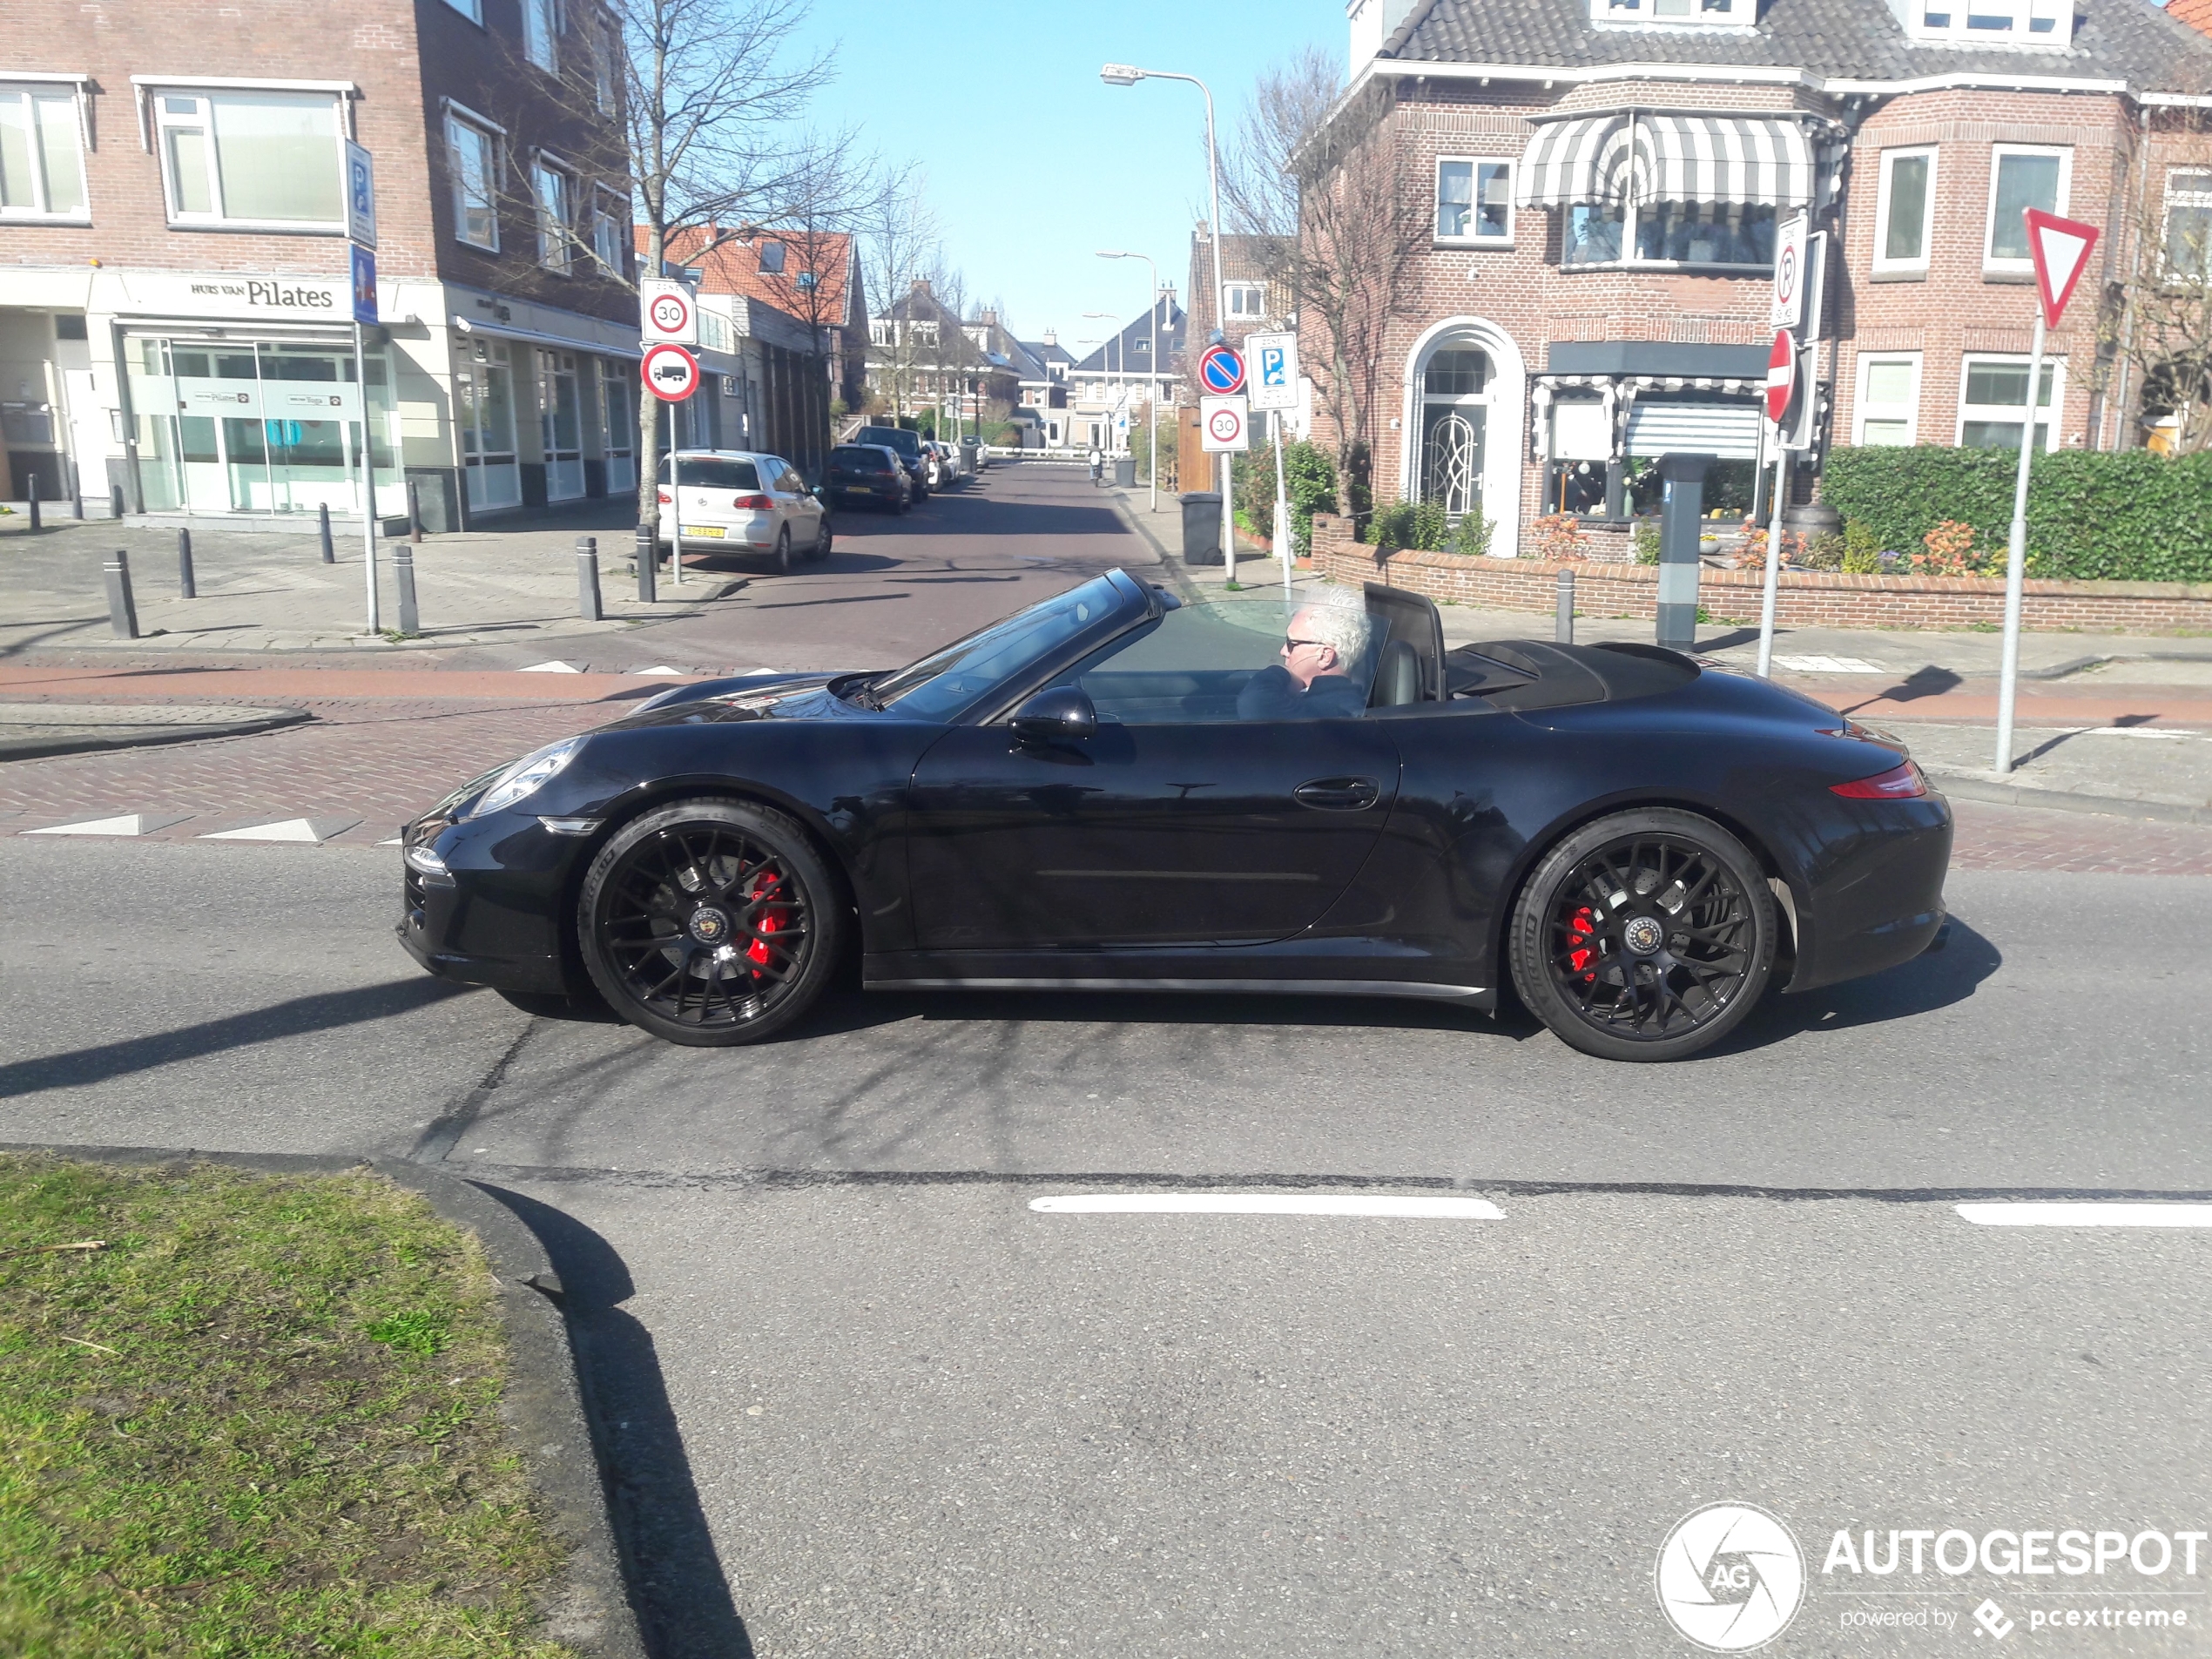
[396,811,583,995]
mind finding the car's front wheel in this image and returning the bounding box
[1507,807,1774,1062]
[772,527,792,575]
[578,799,843,1046]
[812,515,833,559]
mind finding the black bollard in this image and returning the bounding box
[110,485,125,522]
[69,459,84,520]
[407,478,423,543]
[179,528,197,599]
[577,536,602,621]
[26,474,39,532]
[103,550,139,638]
[392,539,420,635]
[317,501,334,563]
[1555,567,1575,644]
[635,524,657,603]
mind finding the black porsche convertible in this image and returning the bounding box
[397,570,1951,1062]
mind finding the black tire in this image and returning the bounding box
[812,515,833,559]
[1507,807,1775,1062]
[578,798,844,1047]
[772,527,792,575]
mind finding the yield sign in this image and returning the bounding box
[2025,207,2100,329]
[1764,329,1796,426]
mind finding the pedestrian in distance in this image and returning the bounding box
[1088,446,1103,487]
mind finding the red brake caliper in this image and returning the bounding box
[745,871,784,974]
[1567,906,1596,981]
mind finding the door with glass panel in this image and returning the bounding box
[1417,348,1490,522]
[456,338,521,510]
[538,350,584,501]
[600,360,636,494]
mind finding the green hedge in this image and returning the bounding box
[1821,446,2212,583]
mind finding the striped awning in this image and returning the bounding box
[1514,112,1815,210]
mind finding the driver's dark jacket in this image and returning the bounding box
[1235,665,1366,721]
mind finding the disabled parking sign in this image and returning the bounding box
[1246,330,1298,412]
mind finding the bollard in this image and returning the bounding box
[407,478,423,543]
[317,501,334,563]
[26,474,39,532]
[1554,568,1575,645]
[110,485,125,522]
[103,550,139,639]
[69,459,84,520]
[577,536,603,621]
[179,528,197,599]
[635,524,657,603]
[392,539,420,636]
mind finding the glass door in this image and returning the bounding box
[457,336,520,510]
[256,343,357,516]
[539,349,583,501]
[599,359,636,494]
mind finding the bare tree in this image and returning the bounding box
[1221,51,1426,516]
[863,187,943,415]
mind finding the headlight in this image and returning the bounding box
[404,843,449,876]
[470,737,583,817]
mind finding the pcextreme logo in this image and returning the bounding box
[1656,1504,1807,1652]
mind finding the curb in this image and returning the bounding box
[1925,769,2211,826]
[0,706,312,762]
[0,1143,647,1659]
[1103,489,1204,604]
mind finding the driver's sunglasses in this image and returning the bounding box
[1282,636,1324,653]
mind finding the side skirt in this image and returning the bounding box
[864,975,1494,1010]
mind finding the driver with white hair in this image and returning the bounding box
[1237,601,1370,720]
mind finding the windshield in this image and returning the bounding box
[830,447,891,471]
[868,575,1126,720]
[657,456,760,490]
[1051,592,1381,723]
[856,426,921,457]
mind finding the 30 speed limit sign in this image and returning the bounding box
[641,279,698,345]
[1199,395,1250,452]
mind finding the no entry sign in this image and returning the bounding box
[643,342,700,402]
[1197,343,1245,396]
[1764,330,1797,427]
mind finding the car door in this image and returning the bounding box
[904,602,1403,950]
[760,455,813,546]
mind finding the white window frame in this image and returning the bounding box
[1910,0,2067,43]
[1854,352,1922,446]
[1590,0,1753,21]
[440,0,483,21]
[533,152,574,271]
[523,0,561,75]
[445,104,502,252]
[1435,154,1514,246]
[2162,167,2212,283]
[1983,145,2070,274]
[1957,352,2062,452]
[1223,282,1265,320]
[590,185,625,274]
[0,78,91,221]
[593,17,618,112]
[1871,146,1937,276]
[150,84,347,233]
[1562,199,1778,273]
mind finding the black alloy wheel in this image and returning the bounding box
[578,799,844,1046]
[1508,807,1775,1062]
[772,527,793,575]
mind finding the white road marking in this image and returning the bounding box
[1029,1192,1505,1219]
[1774,655,1886,674]
[199,816,362,844]
[1956,1202,2212,1228]
[519,660,585,673]
[23,813,187,837]
[2080,726,2194,741]
[629,665,685,677]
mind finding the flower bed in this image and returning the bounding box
[1308,514,2212,635]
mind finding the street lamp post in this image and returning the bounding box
[1103,63,1231,584]
[1098,250,1162,513]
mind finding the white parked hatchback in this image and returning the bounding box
[655,449,829,574]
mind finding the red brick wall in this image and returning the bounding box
[1309,514,2212,636]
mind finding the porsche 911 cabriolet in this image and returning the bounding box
[397,570,1950,1062]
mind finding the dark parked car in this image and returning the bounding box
[397,572,1951,1062]
[851,424,929,500]
[823,443,910,512]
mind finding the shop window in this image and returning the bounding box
[1958,355,2058,451]
[0,83,87,219]
[1224,283,1265,320]
[1986,147,2067,273]
[534,158,572,270]
[1874,149,1935,274]
[154,89,344,230]
[523,0,560,74]
[1854,354,1920,446]
[2163,170,2212,282]
[1564,201,1775,269]
[1436,158,1512,243]
[448,111,500,250]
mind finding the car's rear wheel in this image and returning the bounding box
[812,515,833,559]
[772,527,792,575]
[578,799,843,1047]
[1508,808,1774,1062]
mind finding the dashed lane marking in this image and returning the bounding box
[1956,1202,2212,1228]
[1774,655,1886,674]
[1029,1193,1506,1219]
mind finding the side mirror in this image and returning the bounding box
[1010,685,1097,745]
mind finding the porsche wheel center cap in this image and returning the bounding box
[688,907,732,946]
[1622,915,1665,955]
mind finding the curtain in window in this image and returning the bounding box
[212,93,341,222]
[1436,160,1474,238]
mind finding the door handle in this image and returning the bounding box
[1294,776,1380,811]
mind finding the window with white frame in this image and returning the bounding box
[1564,200,1777,268]
[1854,354,1920,446]
[594,19,617,111]
[1873,147,1935,274]
[1909,0,2068,43]
[0,83,86,219]
[869,318,894,347]
[440,0,482,21]
[2164,169,2212,282]
[154,88,344,229]
[523,0,560,74]
[1436,157,1513,243]
[1958,354,2060,451]
[590,189,624,273]
[912,320,938,346]
[1589,0,1755,22]
[1985,145,2067,271]
[447,111,500,250]
[1224,282,1265,320]
[534,158,572,269]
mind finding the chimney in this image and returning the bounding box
[1347,0,1419,66]
[1042,329,1057,347]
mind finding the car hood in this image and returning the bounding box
[602,674,852,730]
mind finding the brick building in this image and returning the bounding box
[2,0,640,529]
[1305,0,2212,558]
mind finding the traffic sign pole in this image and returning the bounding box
[1993,307,2047,776]
[1756,330,1797,678]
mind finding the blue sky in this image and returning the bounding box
[812,1,1342,352]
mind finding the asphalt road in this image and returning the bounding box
[5,836,2211,1656]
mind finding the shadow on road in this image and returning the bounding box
[475,1183,755,1659]
[1716,912,2003,1056]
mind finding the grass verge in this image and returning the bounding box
[0,1154,572,1657]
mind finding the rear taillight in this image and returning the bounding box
[732,494,772,510]
[657,489,671,503]
[1831,760,1927,799]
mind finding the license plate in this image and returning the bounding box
[682,525,725,538]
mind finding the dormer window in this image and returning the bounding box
[1591,0,1756,25]
[1892,0,2072,44]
